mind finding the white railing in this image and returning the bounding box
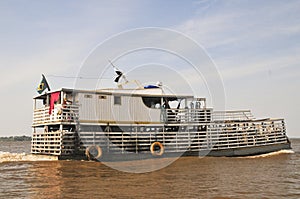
[162,109,254,123]
[212,110,254,121]
[33,104,79,126]
[78,118,288,154]
[162,108,212,123]
[205,118,287,149]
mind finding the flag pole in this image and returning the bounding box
[42,74,51,91]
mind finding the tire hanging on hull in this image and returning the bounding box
[85,145,102,160]
[150,142,164,156]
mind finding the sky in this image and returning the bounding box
[0,0,299,137]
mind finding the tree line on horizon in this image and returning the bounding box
[0,135,31,141]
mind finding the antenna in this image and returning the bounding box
[108,59,118,70]
[108,60,144,89]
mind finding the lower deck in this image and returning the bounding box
[31,118,290,161]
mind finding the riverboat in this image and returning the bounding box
[31,75,291,161]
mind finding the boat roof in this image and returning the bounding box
[33,87,196,99]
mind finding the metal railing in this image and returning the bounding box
[205,118,287,149]
[161,109,254,123]
[162,108,212,123]
[212,110,254,121]
[78,118,288,154]
[33,104,79,126]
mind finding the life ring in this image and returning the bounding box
[150,142,164,156]
[85,145,102,160]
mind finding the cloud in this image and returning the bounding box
[175,0,300,81]
[217,51,300,80]
[178,1,300,47]
[172,0,300,137]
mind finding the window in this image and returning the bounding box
[99,95,107,99]
[84,94,93,98]
[114,96,121,105]
[142,97,161,108]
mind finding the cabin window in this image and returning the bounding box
[84,94,93,99]
[99,95,107,99]
[114,96,121,105]
[142,97,161,108]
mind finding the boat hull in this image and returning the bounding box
[58,142,291,161]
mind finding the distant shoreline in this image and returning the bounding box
[0,135,31,141]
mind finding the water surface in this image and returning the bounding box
[0,139,299,198]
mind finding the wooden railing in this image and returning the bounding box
[31,130,78,155]
[33,104,79,126]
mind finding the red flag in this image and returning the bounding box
[49,92,60,114]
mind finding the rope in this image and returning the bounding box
[47,75,111,80]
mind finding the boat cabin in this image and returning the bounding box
[32,87,212,127]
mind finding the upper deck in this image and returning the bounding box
[32,88,255,127]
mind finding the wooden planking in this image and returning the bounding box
[31,130,78,156]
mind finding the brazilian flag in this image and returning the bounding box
[37,74,51,94]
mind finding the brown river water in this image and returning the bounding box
[0,139,299,199]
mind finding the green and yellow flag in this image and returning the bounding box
[37,74,50,94]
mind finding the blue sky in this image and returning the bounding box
[0,0,299,137]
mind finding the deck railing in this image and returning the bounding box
[78,118,288,154]
[205,118,287,149]
[212,110,254,121]
[162,109,254,123]
[31,130,77,155]
[162,108,212,123]
[33,104,79,126]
